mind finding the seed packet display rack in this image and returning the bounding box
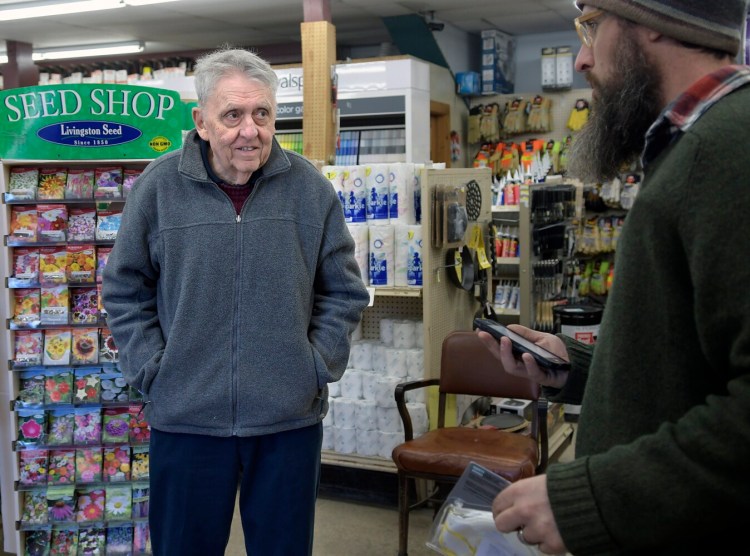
[0,158,153,555]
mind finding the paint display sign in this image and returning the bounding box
[0,84,185,160]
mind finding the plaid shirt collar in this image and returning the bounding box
[642,65,750,169]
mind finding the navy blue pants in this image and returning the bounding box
[148,424,323,556]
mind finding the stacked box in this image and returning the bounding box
[481,29,516,94]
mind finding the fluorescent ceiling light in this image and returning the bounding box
[0,0,179,21]
[0,55,8,64]
[32,41,145,61]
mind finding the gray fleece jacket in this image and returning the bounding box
[102,129,370,436]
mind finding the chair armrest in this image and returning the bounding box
[536,397,549,474]
[394,378,440,441]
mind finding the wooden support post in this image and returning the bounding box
[4,41,39,89]
[300,20,336,166]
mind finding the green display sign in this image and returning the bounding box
[0,84,188,160]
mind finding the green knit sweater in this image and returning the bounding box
[545,85,750,554]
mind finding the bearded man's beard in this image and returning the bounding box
[567,33,663,183]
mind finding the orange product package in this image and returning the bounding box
[66,244,96,284]
[10,206,38,244]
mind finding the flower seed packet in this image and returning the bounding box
[106,525,134,554]
[78,526,106,555]
[71,329,100,365]
[65,168,95,199]
[75,487,105,522]
[43,329,71,365]
[8,167,39,200]
[95,208,122,241]
[94,166,123,198]
[15,330,43,366]
[99,329,119,363]
[75,447,103,483]
[12,288,41,326]
[37,204,68,242]
[122,168,142,198]
[47,408,75,446]
[132,486,150,518]
[17,408,47,447]
[18,370,46,406]
[47,484,76,523]
[134,521,152,554]
[24,529,51,556]
[70,287,99,324]
[10,206,38,243]
[39,246,67,285]
[37,168,67,200]
[131,445,150,482]
[67,245,96,284]
[67,208,97,242]
[103,445,131,482]
[18,449,48,486]
[103,407,130,444]
[49,526,78,556]
[129,405,150,444]
[96,246,112,283]
[73,407,102,446]
[44,368,73,404]
[100,372,128,402]
[40,286,68,325]
[48,448,76,484]
[105,484,132,521]
[74,367,101,403]
[12,247,40,284]
[22,490,48,525]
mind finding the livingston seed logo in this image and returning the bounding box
[149,136,172,152]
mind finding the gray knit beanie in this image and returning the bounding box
[576,0,749,56]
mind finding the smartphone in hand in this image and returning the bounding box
[473,318,571,372]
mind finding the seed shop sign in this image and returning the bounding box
[0,84,186,160]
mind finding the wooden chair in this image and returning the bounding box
[391,330,548,556]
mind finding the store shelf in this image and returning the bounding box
[491,205,520,213]
[495,257,520,266]
[373,287,423,298]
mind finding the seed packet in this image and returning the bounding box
[131,445,150,482]
[103,445,131,482]
[46,409,75,446]
[16,330,44,366]
[75,487,105,522]
[40,286,69,326]
[18,449,49,486]
[129,405,150,444]
[10,206,38,243]
[70,287,99,325]
[132,485,150,519]
[37,168,67,200]
[12,247,40,285]
[99,329,119,363]
[74,367,101,403]
[103,407,130,444]
[134,521,152,554]
[71,329,100,366]
[78,526,106,555]
[49,526,78,556]
[44,368,73,404]
[43,329,71,365]
[73,407,102,446]
[93,166,123,198]
[18,408,47,447]
[22,490,49,525]
[48,449,76,484]
[122,168,142,198]
[96,246,112,283]
[95,208,122,241]
[8,167,39,200]
[24,528,51,556]
[65,168,95,199]
[67,245,97,284]
[47,484,76,523]
[107,525,134,553]
[105,484,133,521]
[12,288,41,326]
[39,246,67,286]
[18,370,46,406]
[101,372,128,402]
[67,208,97,242]
[97,283,106,319]
[37,204,68,243]
[75,447,103,483]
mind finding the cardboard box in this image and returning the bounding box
[492,397,533,421]
[480,29,516,94]
[456,71,481,95]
